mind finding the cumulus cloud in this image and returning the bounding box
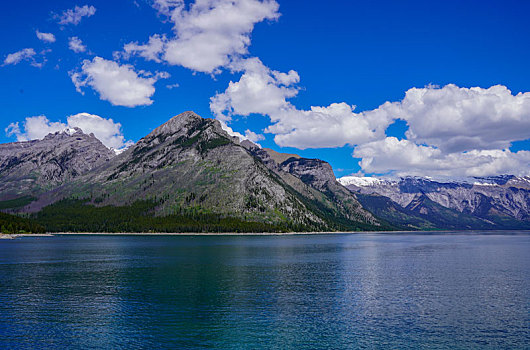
[115,34,166,63]
[164,0,279,73]
[152,0,183,17]
[36,30,56,43]
[217,120,264,145]
[6,116,67,141]
[5,122,22,139]
[5,113,132,150]
[70,57,169,107]
[57,5,96,25]
[269,103,394,149]
[243,129,265,143]
[390,84,530,153]
[67,113,133,150]
[354,137,530,177]
[346,84,530,176]
[3,48,36,66]
[120,0,279,73]
[211,58,392,149]
[212,59,530,176]
[68,37,87,53]
[210,58,299,121]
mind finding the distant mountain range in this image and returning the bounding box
[338,175,530,230]
[1,111,528,233]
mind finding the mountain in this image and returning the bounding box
[5,111,527,233]
[353,193,437,230]
[339,175,530,230]
[0,112,382,233]
[242,142,378,229]
[0,128,115,201]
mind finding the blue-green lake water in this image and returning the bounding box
[0,232,529,349]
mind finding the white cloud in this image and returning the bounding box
[70,57,169,107]
[57,5,96,25]
[210,58,392,149]
[268,103,393,149]
[132,0,279,73]
[68,37,87,53]
[389,84,530,153]
[154,71,170,79]
[212,60,530,176]
[164,0,279,73]
[353,137,530,177]
[6,115,66,141]
[217,120,263,145]
[3,48,36,66]
[210,58,298,121]
[244,129,265,142]
[36,30,56,43]
[67,113,133,150]
[5,113,132,150]
[115,34,166,63]
[152,0,183,17]
[5,122,22,139]
[348,84,530,177]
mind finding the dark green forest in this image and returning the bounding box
[1,196,389,234]
[34,199,309,233]
[0,212,45,234]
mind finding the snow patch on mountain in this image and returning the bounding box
[337,174,530,221]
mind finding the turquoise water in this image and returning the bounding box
[0,233,529,349]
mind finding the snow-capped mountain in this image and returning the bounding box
[339,175,530,226]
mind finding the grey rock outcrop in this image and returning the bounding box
[243,142,379,226]
[339,175,530,225]
[0,128,115,199]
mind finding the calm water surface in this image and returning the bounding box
[0,232,528,349]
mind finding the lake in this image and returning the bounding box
[0,232,528,349]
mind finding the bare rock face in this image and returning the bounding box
[339,175,530,225]
[263,148,300,164]
[242,142,379,227]
[279,158,336,192]
[0,128,115,199]
[279,158,379,226]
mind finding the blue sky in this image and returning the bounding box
[1,0,530,177]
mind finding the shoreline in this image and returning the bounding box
[0,233,54,239]
[4,231,390,238]
[1,229,528,238]
[52,231,344,236]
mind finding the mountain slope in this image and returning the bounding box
[0,128,115,202]
[355,193,437,230]
[339,176,530,229]
[15,112,381,232]
[242,142,380,229]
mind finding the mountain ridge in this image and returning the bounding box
[0,127,115,202]
[339,175,530,229]
[0,112,382,232]
[2,112,528,233]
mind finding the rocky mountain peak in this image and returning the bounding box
[0,129,115,199]
[149,111,205,137]
[279,158,337,192]
[42,127,90,141]
[243,143,340,192]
